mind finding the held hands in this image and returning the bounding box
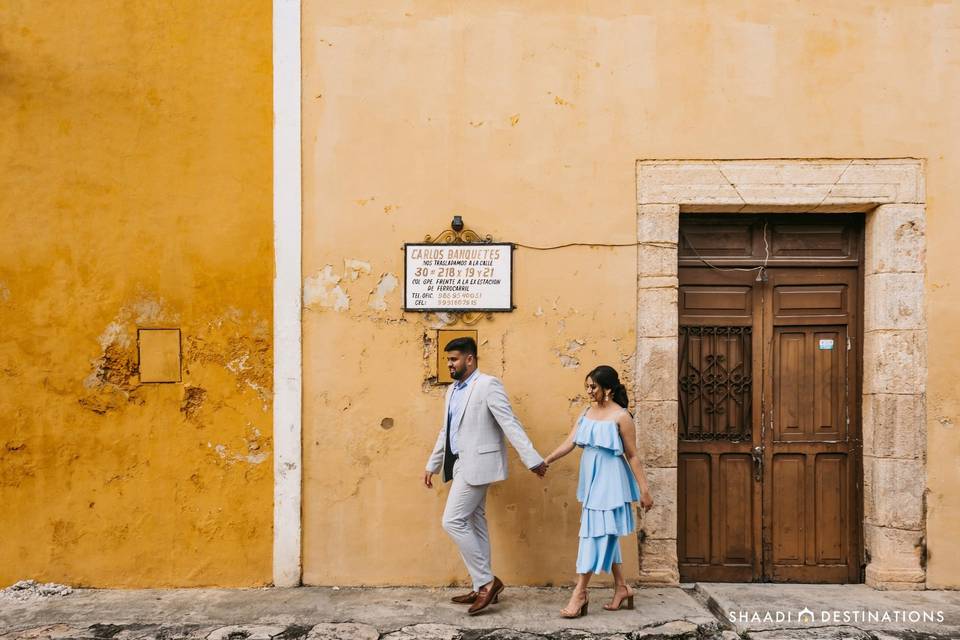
[530,462,549,478]
[426,463,549,486]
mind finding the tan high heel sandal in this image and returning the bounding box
[560,593,589,618]
[603,588,635,611]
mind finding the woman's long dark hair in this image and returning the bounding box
[586,365,629,409]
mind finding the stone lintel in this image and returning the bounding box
[637,159,924,208]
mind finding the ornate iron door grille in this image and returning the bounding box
[678,326,752,441]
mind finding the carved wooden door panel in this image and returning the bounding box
[677,215,862,583]
[762,268,861,583]
[678,269,762,581]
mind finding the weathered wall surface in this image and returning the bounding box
[0,2,273,586]
[302,1,960,587]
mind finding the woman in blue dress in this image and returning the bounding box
[544,365,654,618]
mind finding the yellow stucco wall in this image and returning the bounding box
[0,2,273,586]
[302,1,960,588]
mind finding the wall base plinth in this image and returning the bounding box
[865,564,926,591]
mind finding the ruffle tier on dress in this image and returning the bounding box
[574,415,641,574]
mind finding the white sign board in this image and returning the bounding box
[404,243,513,311]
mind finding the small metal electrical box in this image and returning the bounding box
[138,328,182,383]
[437,329,478,384]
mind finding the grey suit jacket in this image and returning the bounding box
[425,372,544,486]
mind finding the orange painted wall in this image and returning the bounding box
[0,2,273,586]
[301,0,960,588]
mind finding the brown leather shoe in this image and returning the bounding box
[467,576,504,615]
[451,590,499,605]
[451,591,478,604]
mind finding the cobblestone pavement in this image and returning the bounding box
[3,621,959,639]
[0,621,732,640]
[1,585,958,640]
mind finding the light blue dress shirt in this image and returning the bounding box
[447,369,479,455]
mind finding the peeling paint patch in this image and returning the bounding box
[0,282,10,302]
[431,312,456,327]
[82,294,180,413]
[368,273,398,311]
[95,322,132,353]
[80,312,150,412]
[183,310,272,408]
[304,265,350,311]
[131,299,165,324]
[207,306,243,328]
[243,379,270,403]
[226,353,251,374]
[555,338,585,369]
[181,386,207,421]
[344,259,371,281]
[208,429,270,465]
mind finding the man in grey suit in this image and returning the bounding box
[424,336,548,615]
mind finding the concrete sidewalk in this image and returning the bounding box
[1,584,958,639]
[696,583,960,639]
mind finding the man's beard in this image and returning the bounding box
[450,365,466,380]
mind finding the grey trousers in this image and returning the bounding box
[442,460,493,591]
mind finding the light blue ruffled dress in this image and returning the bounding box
[574,413,641,574]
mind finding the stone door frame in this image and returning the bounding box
[635,159,927,590]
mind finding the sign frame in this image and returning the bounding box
[403,242,515,312]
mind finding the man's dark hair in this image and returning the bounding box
[444,336,477,358]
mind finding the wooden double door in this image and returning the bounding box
[677,215,863,583]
